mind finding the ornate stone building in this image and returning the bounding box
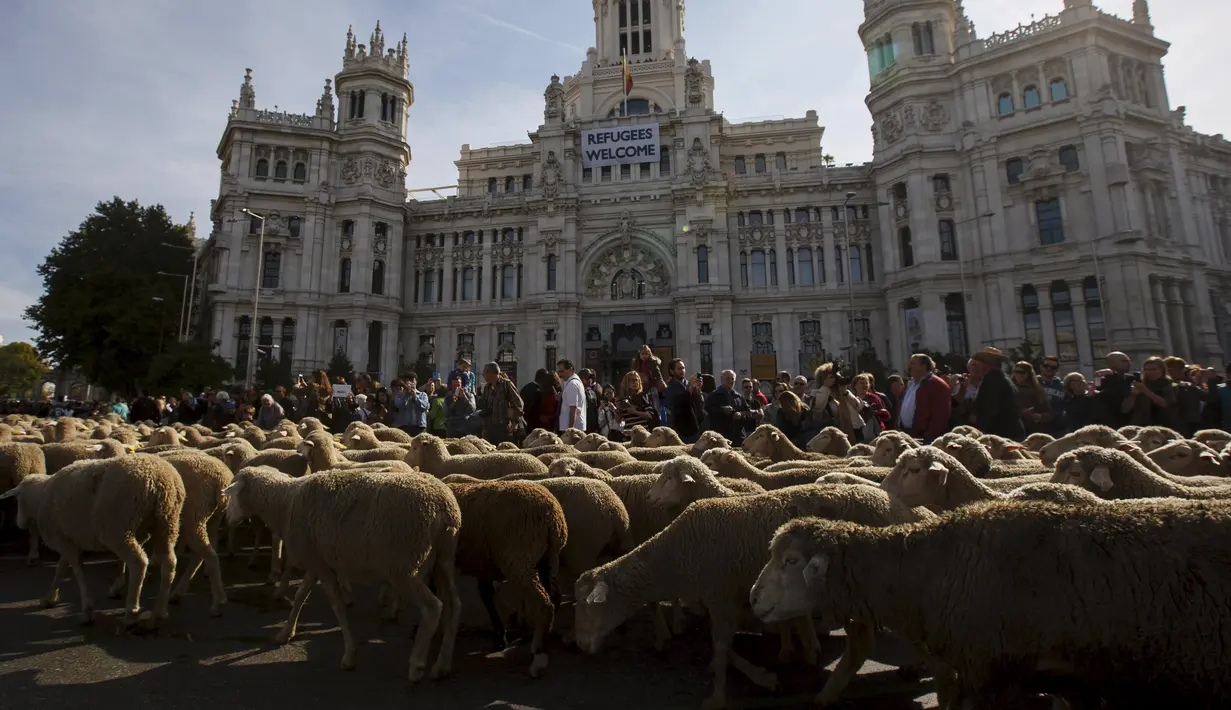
[201,0,1231,386]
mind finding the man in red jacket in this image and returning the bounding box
[900,353,952,442]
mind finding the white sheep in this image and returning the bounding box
[407,434,547,478]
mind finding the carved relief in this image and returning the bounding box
[1024,146,1056,180]
[919,101,949,132]
[585,245,670,299]
[340,233,354,255]
[451,244,482,266]
[494,240,524,264]
[685,138,718,187]
[374,232,388,255]
[375,160,403,188]
[542,150,562,200]
[878,110,905,144]
[341,158,360,184]
[544,74,564,121]
[685,58,704,106]
[340,157,403,187]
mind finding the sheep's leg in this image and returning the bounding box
[171,523,226,616]
[107,564,128,599]
[816,620,875,706]
[315,569,357,671]
[507,573,554,678]
[63,552,96,625]
[397,573,444,684]
[427,536,461,681]
[25,521,40,566]
[275,570,316,645]
[476,579,508,650]
[246,522,264,569]
[795,615,821,666]
[376,583,399,622]
[41,558,67,609]
[271,563,297,603]
[703,613,738,710]
[268,530,283,584]
[114,535,150,627]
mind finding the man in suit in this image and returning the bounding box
[898,354,952,442]
[971,347,1026,440]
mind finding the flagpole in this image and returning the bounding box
[622,49,628,118]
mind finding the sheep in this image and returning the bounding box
[576,483,934,710]
[1022,432,1056,453]
[1052,446,1231,501]
[261,426,303,451]
[878,445,1020,513]
[741,424,831,462]
[295,431,384,471]
[938,434,1049,480]
[227,467,461,682]
[523,429,563,448]
[643,426,685,447]
[341,425,409,452]
[868,430,920,467]
[1005,482,1109,505]
[1131,425,1184,453]
[496,441,519,451]
[535,477,631,584]
[975,433,1030,460]
[1117,424,1142,439]
[625,446,685,463]
[573,433,609,452]
[407,434,547,479]
[1194,428,1231,452]
[544,458,615,482]
[807,427,853,456]
[624,425,652,447]
[816,472,881,487]
[701,448,847,490]
[646,456,762,509]
[1145,439,1227,479]
[447,479,566,677]
[1,441,49,565]
[41,440,111,474]
[1,455,184,628]
[749,499,1231,709]
[847,443,874,457]
[538,449,633,470]
[153,451,233,615]
[950,424,981,438]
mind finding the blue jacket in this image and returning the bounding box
[393,390,429,429]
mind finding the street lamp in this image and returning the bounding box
[157,271,190,343]
[161,241,201,342]
[241,208,267,392]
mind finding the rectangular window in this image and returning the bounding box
[798,247,814,286]
[750,250,767,288]
[933,174,951,193]
[261,251,280,289]
[1036,199,1065,245]
[367,322,383,375]
[754,154,767,173]
[461,267,475,301]
[545,347,557,371]
[1059,146,1080,173]
[423,269,435,303]
[659,146,671,175]
[523,174,533,190]
[752,322,774,354]
[601,166,612,182]
[583,167,593,182]
[639,162,651,179]
[700,342,713,375]
[620,163,631,179]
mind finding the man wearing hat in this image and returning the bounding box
[970,347,1026,440]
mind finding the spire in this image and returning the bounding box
[238,68,255,109]
[345,24,356,59]
[1132,0,1153,30]
[955,0,976,43]
[317,78,335,118]
[187,212,197,239]
[371,20,385,56]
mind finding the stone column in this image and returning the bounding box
[1152,279,1174,355]
[1071,293,1094,374]
[1037,286,1058,358]
[921,292,948,353]
[442,254,455,305]
[1167,281,1192,361]
[774,227,789,292]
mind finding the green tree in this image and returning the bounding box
[0,342,50,398]
[326,350,355,384]
[255,355,294,392]
[145,340,235,395]
[24,197,208,397]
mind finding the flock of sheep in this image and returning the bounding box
[2,413,1231,709]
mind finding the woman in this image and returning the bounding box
[852,373,890,441]
[443,375,479,438]
[306,370,333,430]
[775,390,810,443]
[1012,361,1053,435]
[762,382,789,428]
[1062,372,1099,433]
[810,365,866,441]
[618,370,660,438]
[1123,356,1179,429]
[598,386,621,440]
[630,345,667,417]
[426,380,446,436]
[370,387,393,425]
[521,369,560,435]
[949,358,982,428]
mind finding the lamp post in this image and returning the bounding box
[161,241,201,341]
[157,271,190,342]
[241,208,267,392]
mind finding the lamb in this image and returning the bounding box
[1145,438,1227,478]
[749,499,1231,709]
[538,449,634,470]
[576,484,934,710]
[646,456,762,509]
[1022,432,1056,453]
[880,446,1027,512]
[296,431,389,471]
[643,426,685,447]
[868,430,919,467]
[574,433,609,452]
[1052,446,1231,501]
[228,467,462,682]
[369,424,413,444]
[1194,428,1231,451]
[1131,425,1183,452]
[407,434,547,478]
[701,448,848,490]
[1,441,49,564]
[625,445,685,463]
[1,455,184,628]
[1117,424,1142,439]
[523,429,563,448]
[446,479,566,677]
[807,427,854,456]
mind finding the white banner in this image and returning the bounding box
[581,123,661,168]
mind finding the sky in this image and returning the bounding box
[1,0,1227,349]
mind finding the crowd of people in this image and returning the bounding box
[16,344,1231,447]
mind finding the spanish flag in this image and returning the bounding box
[622,52,633,96]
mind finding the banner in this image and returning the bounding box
[581,123,660,168]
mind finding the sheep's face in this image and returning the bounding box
[1039,426,1124,467]
[750,528,824,624]
[980,436,1025,461]
[625,426,651,447]
[560,428,586,446]
[1023,433,1056,453]
[881,451,950,508]
[1147,440,1223,477]
[870,435,912,467]
[404,439,424,467]
[940,437,990,476]
[1195,430,1231,451]
[546,458,577,478]
[1133,427,1180,453]
[691,431,730,455]
[1049,450,1115,495]
[574,572,638,654]
[0,475,47,529]
[807,427,849,456]
[222,475,253,525]
[741,426,776,457]
[575,434,606,452]
[647,459,702,507]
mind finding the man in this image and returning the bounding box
[478,362,525,445]
[899,354,951,442]
[557,359,587,432]
[449,359,476,395]
[1038,355,1065,433]
[255,393,285,429]
[580,369,601,433]
[663,358,704,443]
[1094,351,1136,428]
[1164,357,1203,437]
[392,376,429,436]
[791,375,812,407]
[971,347,1026,440]
[705,369,753,445]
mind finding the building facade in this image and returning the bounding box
[200,0,1231,387]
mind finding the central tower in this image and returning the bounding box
[593,0,686,65]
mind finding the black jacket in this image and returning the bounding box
[704,386,751,445]
[973,368,1025,440]
[664,379,703,440]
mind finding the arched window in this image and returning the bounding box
[546,255,557,291]
[739,251,749,288]
[798,247,814,286]
[1051,281,1077,363]
[769,248,778,287]
[849,245,863,282]
[697,245,709,284]
[610,269,646,300]
[293,162,307,182]
[357,90,365,118]
[750,250,767,288]
[1021,285,1042,347]
[372,259,385,295]
[380,93,389,121]
[945,293,968,355]
[997,93,1014,115]
[461,267,475,301]
[505,176,515,193]
[864,244,875,281]
[1083,276,1107,365]
[501,265,515,299]
[610,98,653,116]
[1049,78,1069,102]
[736,212,746,227]
[261,251,280,289]
[422,268,436,304]
[338,258,351,293]
[274,161,288,180]
[348,91,358,119]
[899,227,915,267]
[1023,85,1041,108]
[255,159,269,178]
[939,219,957,261]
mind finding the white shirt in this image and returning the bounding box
[900,378,921,429]
[560,373,587,432]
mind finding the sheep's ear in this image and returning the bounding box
[91,443,103,451]
[222,480,242,497]
[302,440,315,449]
[681,473,696,484]
[946,442,963,452]
[586,580,609,604]
[1116,441,1140,453]
[770,431,782,441]
[1090,465,1114,491]
[802,554,830,587]
[0,487,18,501]
[1199,451,1220,463]
[928,460,949,487]
[351,434,361,441]
[280,430,288,436]
[723,451,735,463]
[1004,444,1024,452]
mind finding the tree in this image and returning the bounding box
[255,355,294,392]
[916,349,971,378]
[24,197,199,397]
[1006,340,1045,373]
[146,340,235,395]
[326,350,355,384]
[0,342,50,398]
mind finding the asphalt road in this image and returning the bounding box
[0,536,937,710]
